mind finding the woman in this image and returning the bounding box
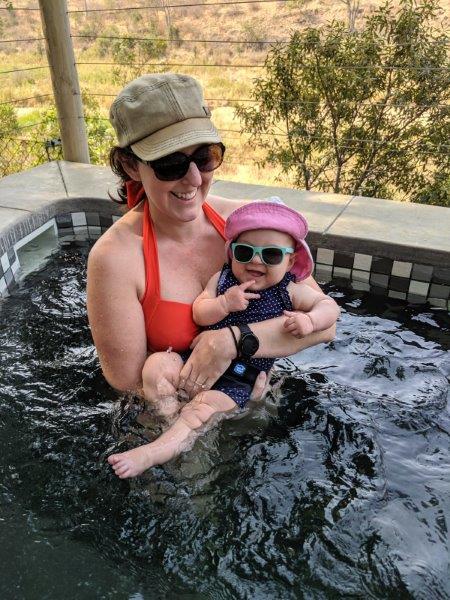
[87,73,336,412]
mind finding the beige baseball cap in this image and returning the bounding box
[109,73,221,161]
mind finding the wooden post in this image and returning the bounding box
[38,0,90,163]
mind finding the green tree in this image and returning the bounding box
[0,103,20,176]
[29,94,115,166]
[236,0,450,205]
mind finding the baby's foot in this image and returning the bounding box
[108,445,158,479]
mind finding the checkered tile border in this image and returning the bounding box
[312,248,450,310]
[0,211,121,299]
[1,212,449,310]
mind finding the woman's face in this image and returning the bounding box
[135,144,215,222]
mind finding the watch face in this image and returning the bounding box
[242,333,259,357]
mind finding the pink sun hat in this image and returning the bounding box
[224,197,314,281]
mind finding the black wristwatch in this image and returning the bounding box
[237,324,259,359]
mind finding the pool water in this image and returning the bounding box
[0,242,449,599]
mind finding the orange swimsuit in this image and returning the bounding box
[126,182,226,352]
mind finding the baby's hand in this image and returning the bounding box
[223,281,260,312]
[283,310,315,338]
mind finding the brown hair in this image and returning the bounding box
[108,146,140,204]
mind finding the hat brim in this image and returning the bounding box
[130,117,221,161]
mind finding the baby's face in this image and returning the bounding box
[231,229,296,291]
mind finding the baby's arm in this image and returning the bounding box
[193,271,260,326]
[284,282,340,338]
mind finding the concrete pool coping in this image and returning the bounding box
[0,161,449,308]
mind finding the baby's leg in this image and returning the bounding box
[108,390,236,478]
[142,351,184,418]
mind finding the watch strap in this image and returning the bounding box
[227,326,239,357]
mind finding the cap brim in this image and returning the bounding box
[131,117,221,161]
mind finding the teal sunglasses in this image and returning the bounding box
[231,243,294,266]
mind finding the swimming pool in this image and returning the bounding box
[1,241,448,598]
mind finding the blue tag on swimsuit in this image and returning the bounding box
[233,362,247,376]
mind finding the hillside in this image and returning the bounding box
[1,0,449,189]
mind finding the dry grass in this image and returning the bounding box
[1,0,449,187]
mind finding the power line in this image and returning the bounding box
[76,61,265,68]
[72,34,278,45]
[0,94,52,106]
[0,37,45,44]
[70,33,450,49]
[84,92,449,110]
[74,60,450,71]
[66,0,292,13]
[219,127,450,149]
[0,65,48,75]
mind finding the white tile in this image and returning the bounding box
[0,277,7,294]
[392,260,412,278]
[74,226,89,236]
[88,226,102,237]
[112,215,121,223]
[1,253,9,272]
[11,259,20,275]
[352,269,370,283]
[71,212,87,226]
[352,281,370,291]
[428,298,447,309]
[353,253,372,271]
[408,280,429,296]
[333,266,351,279]
[388,290,407,300]
[316,248,334,265]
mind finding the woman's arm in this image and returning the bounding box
[180,275,337,389]
[86,234,148,393]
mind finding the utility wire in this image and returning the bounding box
[0,65,48,75]
[0,0,293,11]
[76,61,264,68]
[71,34,279,45]
[75,60,450,71]
[67,0,293,12]
[85,92,449,110]
[70,33,450,49]
[0,94,52,105]
[0,37,45,43]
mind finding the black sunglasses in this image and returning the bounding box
[138,142,225,181]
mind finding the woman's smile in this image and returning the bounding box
[171,189,197,201]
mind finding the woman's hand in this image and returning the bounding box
[179,328,236,398]
[179,328,268,402]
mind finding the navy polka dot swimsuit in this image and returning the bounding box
[207,263,295,407]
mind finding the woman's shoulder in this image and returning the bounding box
[88,206,144,272]
[206,194,252,219]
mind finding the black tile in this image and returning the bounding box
[333,252,354,269]
[370,285,389,297]
[86,213,101,226]
[370,273,389,288]
[99,214,113,229]
[390,276,410,293]
[411,264,433,282]
[431,267,450,286]
[371,257,393,275]
[56,214,72,227]
[58,226,74,237]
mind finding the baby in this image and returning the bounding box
[108,199,340,478]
